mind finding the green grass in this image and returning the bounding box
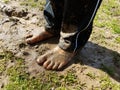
[115,37,120,43]
[0,51,13,74]
[100,75,120,90]
[5,68,86,90]
[0,51,86,90]
[20,0,45,11]
[86,72,96,79]
[94,0,120,34]
[93,0,120,48]
[3,0,10,4]
[111,19,120,34]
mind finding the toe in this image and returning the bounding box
[52,63,59,70]
[36,55,47,65]
[46,61,54,70]
[26,38,32,44]
[43,60,51,69]
[58,62,67,70]
[26,36,37,44]
[26,37,35,44]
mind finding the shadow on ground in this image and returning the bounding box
[75,41,120,82]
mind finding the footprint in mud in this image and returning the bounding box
[19,43,27,48]
[0,2,28,17]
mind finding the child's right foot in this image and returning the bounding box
[26,27,54,44]
[36,46,75,70]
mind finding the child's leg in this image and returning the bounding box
[59,0,102,52]
[26,0,64,44]
[37,0,102,70]
[44,0,64,35]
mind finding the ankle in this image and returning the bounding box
[54,46,74,55]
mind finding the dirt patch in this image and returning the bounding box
[0,1,120,89]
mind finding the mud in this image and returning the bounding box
[0,1,120,89]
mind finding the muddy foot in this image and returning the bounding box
[26,27,54,44]
[36,46,75,70]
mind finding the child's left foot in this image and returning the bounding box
[26,27,53,44]
[36,46,74,70]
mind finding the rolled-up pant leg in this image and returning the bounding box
[44,0,102,52]
[44,0,64,35]
[58,0,102,52]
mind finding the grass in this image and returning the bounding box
[100,75,120,90]
[20,0,45,11]
[115,37,120,43]
[111,19,120,34]
[86,72,96,79]
[93,0,120,47]
[0,51,13,74]
[2,0,9,4]
[0,51,86,90]
[94,0,120,34]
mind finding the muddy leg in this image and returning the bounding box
[26,0,64,44]
[37,0,102,70]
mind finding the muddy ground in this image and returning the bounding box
[0,0,120,90]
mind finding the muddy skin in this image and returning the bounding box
[37,46,75,70]
[25,27,75,70]
[26,27,54,44]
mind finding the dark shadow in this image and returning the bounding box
[73,41,120,82]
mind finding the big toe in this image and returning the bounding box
[26,36,39,44]
[36,55,47,65]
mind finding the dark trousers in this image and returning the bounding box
[44,0,102,52]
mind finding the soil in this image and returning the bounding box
[0,1,120,89]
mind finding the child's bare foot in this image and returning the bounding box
[26,27,53,44]
[36,46,75,70]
